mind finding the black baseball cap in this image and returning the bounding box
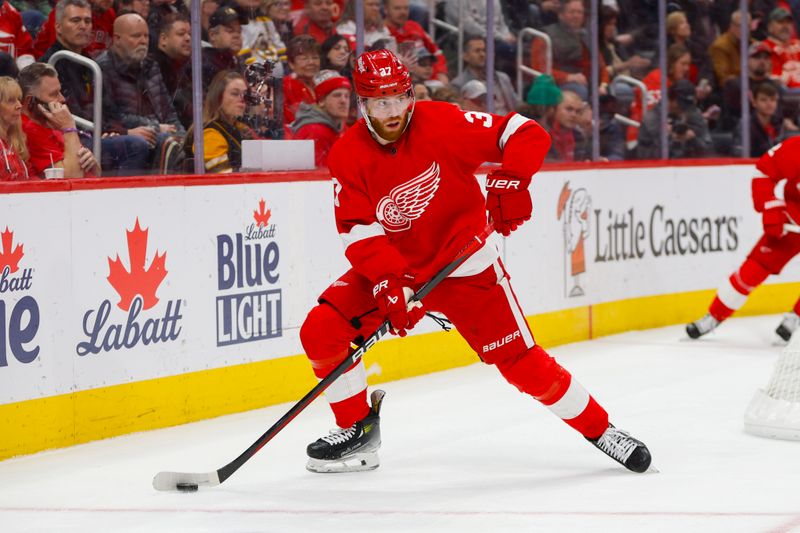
[668,79,696,109]
[209,6,245,29]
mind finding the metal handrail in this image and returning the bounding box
[516,27,551,99]
[612,74,647,129]
[431,1,464,77]
[47,50,102,162]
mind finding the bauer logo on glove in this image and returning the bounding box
[485,168,533,236]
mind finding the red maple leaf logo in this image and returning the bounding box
[253,198,272,227]
[0,227,24,274]
[107,219,167,311]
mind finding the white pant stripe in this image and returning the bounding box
[323,359,367,404]
[495,261,535,349]
[717,277,748,310]
[547,378,590,420]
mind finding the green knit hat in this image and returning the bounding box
[526,74,563,106]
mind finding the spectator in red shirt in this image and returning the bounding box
[764,7,800,88]
[18,62,99,178]
[384,0,449,84]
[283,34,320,124]
[33,0,116,59]
[0,76,33,181]
[0,0,35,70]
[293,0,337,45]
[289,68,350,167]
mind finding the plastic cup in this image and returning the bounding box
[44,167,65,179]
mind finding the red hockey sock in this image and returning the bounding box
[300,303,370,428]
[711,259,769,321]
[495,346,609,438]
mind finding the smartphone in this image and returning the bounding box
[26,96,48,120]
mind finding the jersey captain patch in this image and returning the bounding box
[375,161,441,232]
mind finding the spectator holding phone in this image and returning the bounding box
[0,76,32,181]
[18,62,99,178]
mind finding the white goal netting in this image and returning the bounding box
[744,334,800,440]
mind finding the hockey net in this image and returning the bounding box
[744,335,800,440]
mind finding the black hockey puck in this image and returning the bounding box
[176,482,199,492]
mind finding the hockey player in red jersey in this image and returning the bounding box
[299,49,652,474]
[687,137,800,341]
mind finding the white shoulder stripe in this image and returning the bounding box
[340,222,386,249]
[499,113,531,149]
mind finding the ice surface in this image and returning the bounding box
[2,315,799,532]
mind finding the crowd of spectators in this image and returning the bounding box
[2,0,800,181]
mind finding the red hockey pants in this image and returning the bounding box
[299,259,609,439]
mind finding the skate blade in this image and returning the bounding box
[306,452,379,474]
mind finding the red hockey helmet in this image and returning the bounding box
[353,49,412,98]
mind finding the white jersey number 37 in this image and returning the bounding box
[464,111,493,128]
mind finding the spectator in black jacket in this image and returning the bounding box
[150,12,192,129]
[732,81,800,157]
[96,12,184,171]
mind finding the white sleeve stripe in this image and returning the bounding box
[499,113,530,150]
[340,222,386,249]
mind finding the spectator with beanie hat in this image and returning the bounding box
[289,68,350,167]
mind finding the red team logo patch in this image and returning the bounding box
[376,161,441,232]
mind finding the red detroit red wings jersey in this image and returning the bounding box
[756,137,800,222]
[327,100,551,284]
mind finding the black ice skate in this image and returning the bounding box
[775,312,800,342]
[588,424,652,473]
[306,389,385,473]
[686,313,720,339]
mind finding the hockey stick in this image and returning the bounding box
[153,222,494,491]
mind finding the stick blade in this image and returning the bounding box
[152,470,221,492]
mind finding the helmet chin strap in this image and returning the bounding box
[358,96,416,145]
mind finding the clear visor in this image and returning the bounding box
[362,92,414,119]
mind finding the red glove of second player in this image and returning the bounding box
[373,274,425,337]
[486,169,532,236]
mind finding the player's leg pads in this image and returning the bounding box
[776,312,800,342]
[588,424,652,473]
[306,389,385,474]
[686,313,721,339]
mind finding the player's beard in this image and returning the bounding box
[369,111,410,143]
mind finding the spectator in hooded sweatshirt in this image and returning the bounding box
[289,68,350,167]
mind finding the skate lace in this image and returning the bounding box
[321,426,357,445]
[596,428,637,463]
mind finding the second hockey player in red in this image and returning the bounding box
[299,49,652,474]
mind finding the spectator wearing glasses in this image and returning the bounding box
[0,76,32,181]
[187,69,257,173]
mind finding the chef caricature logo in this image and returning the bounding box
[557,182,591,298]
